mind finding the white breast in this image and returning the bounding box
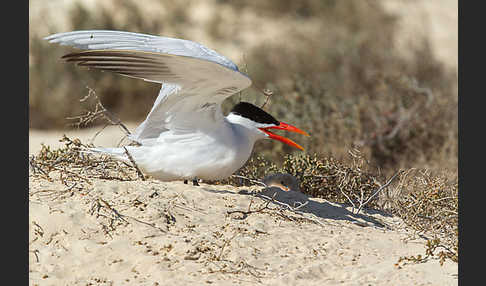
[125,120,256,181]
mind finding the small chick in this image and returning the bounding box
[261,173,301,192]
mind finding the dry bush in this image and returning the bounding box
[29,135,140,188]
[223,152,458,264]
[220,0,458,176]
[391,168,458,265]
[276,152,383,209]
[217,150,383,210]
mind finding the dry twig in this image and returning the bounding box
[67,86,132,136]
[123,147,145,181]
[356,170,402,214]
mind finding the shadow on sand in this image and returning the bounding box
[201,187,392,229]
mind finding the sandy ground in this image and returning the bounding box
[29,152,458,285]
[29,124,458,285]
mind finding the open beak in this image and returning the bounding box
[259,122,310,151]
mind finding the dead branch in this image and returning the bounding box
[67,86,132,138]
[227,195,273,219]
[230,174,267,188]
[123,147,145,181]
[255,193,326,227]
[356,170,402,214]
[217,233,239,261]
[260,88,273,109]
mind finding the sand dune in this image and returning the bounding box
[29,133,458,285]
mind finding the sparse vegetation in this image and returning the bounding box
[218,151,383,210]
[29,134,458,264]
[29,135,140,188]
[392,168,458,266]
[225,1,457,176]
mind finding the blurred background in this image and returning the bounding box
[29,0,457,177]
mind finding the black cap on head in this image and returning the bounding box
[230,102,279,125]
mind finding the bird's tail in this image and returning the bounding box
[81,146,130,163]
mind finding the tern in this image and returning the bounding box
[45,30,309,183]
[262,173,301,192]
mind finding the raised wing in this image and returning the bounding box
[45,30,252,141]
[44,30,239,72]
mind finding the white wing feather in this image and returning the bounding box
[44,30,239,71]
[45,30,252,141]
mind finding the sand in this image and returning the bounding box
[29,127,457,286]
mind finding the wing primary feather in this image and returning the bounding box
[62,50,177,79]
[62,51,165,63]
[77,63,171,73]
[64,56,167,65]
